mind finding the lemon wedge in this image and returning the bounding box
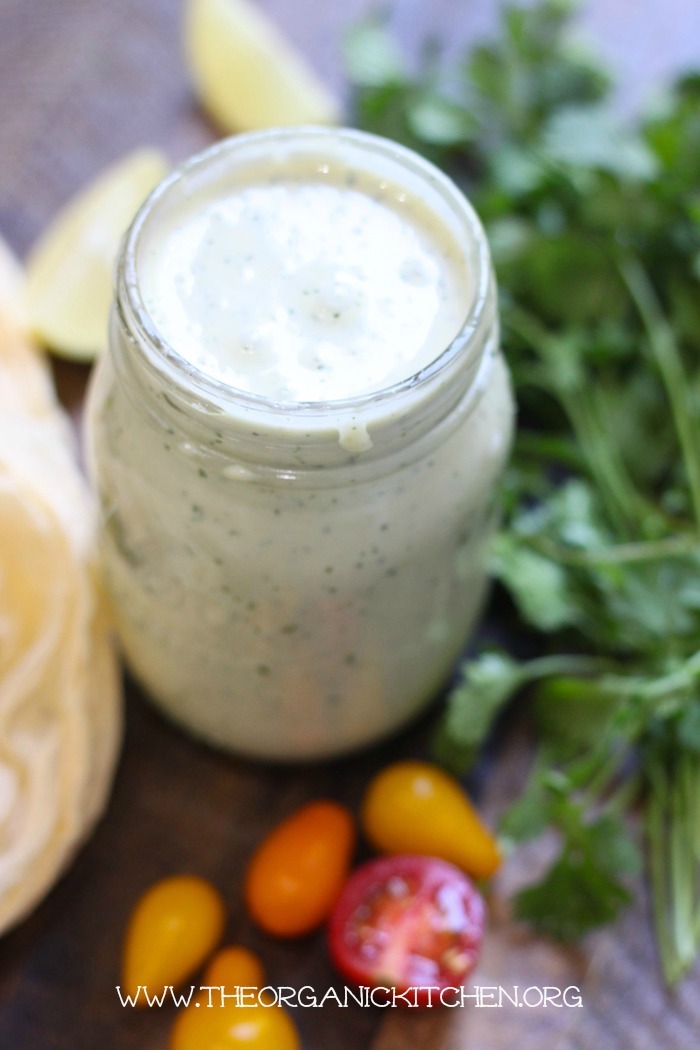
[25,149,168,361]
[184,0,340,133]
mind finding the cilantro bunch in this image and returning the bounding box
[345,0,700,981]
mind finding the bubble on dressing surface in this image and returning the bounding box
[399,257,432,287]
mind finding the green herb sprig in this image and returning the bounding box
[345,0,700,981]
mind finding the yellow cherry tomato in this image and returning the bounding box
[122,875,226,1003]
[170,941,299,1049]
[361,760,501,880]
[244,800,355,937]
[204,945,265,990]
[169,995,300,1050]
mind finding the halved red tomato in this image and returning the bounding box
[327,854,485,1005]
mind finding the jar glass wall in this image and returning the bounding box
[86,128,514,760]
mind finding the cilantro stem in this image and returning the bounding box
[671,764,695,966]
[606,771,642,815]
[578,744,627,801]
[615,651,700,702]
[647,752,700,983]
[620,257,700,527]
[518,653,612,681]
[561,395,640,536]
[530,532,700,566]
[647,759,679,982]
[514,430,585,470]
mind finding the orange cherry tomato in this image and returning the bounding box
[244,799,355,937]
[169,994,300,1050]
[203,945,265,990]
[122,875,226,1003]
[361,760,501,880]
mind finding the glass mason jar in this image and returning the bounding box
[86,127,513,761]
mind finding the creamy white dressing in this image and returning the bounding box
[139,161,471,401]
[88,129,513,760]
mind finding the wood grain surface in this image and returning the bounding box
[1,1,700,1047]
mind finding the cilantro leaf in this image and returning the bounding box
[434,652,525,772]
[499,769,551,842]
[532,677,622,756]
[513,802,639,940]
[406,92,476,146]
[346,0,700,977]
[514,836,632,939]
[490,532,579,632]
[342,19,406,88]
[541,103,658,180]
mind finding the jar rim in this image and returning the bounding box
[117,126,493,423]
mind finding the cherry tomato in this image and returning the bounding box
[361,760,501,879]
[328,854,485,1004]
[169,995,300,1050]
[170,943,298,1049]
[204,945,265,990]
[244,799,355,937]
[122,875,226,1003]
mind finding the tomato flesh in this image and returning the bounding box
[328,855,485,1004]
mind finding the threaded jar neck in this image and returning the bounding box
[113,127,497,472]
